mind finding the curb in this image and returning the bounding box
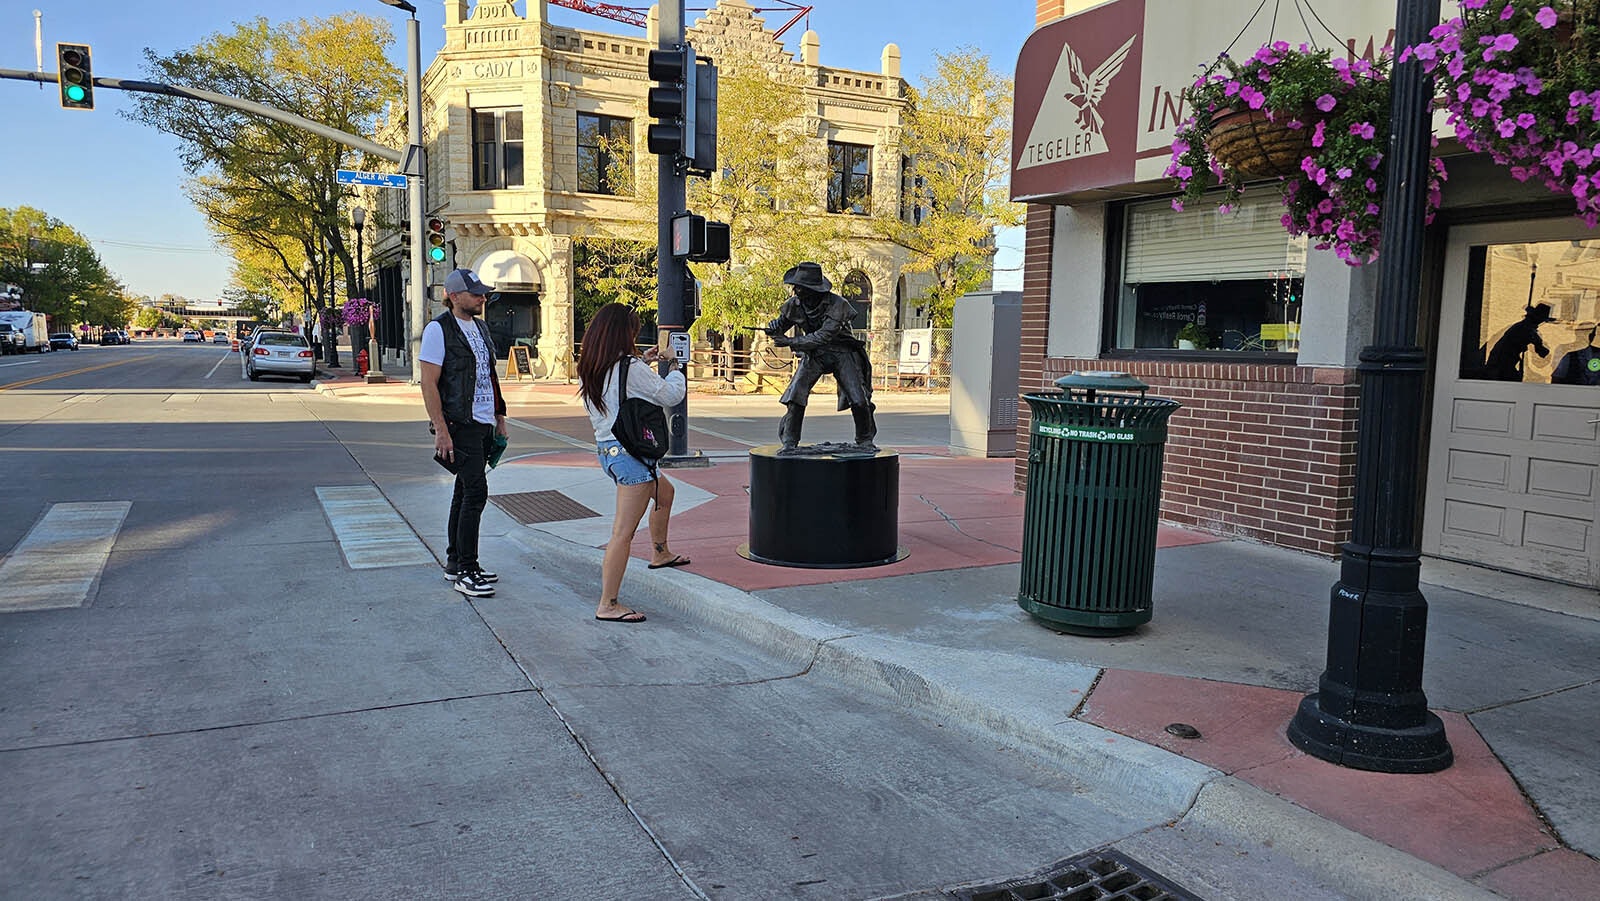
[507,528,1498,901]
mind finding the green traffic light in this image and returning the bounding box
[65,84,86,102]
[428,247,446,263]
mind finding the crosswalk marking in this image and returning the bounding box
[315,486,433,570]
[0,502,130,612]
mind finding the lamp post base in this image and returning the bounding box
[367,339,384,381]
[1288,693,1453,774]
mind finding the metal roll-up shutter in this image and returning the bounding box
[1124,192,1307,284]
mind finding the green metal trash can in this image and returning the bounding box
[1018,371,1180,635]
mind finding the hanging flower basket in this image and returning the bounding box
[1205,106,1318,179]
[1407,0,1600,227]
[1168,42,1444,264]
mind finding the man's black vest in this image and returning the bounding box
[434,311,504,425]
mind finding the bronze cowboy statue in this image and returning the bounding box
[758,262,878,455]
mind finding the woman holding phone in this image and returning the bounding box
[577,303,690,623]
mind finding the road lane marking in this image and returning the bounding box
[505,417,594,449]
[0,355,155,391]
[0,502,131,612]
[203,353,232,379]
[315,486,433,570]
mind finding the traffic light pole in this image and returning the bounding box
[405,14,428,386]
[656,0,697,464]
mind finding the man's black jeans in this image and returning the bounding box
[445,419,494,572]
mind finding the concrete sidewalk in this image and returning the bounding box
[316,373,1600,899]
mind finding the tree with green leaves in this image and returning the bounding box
[0,206,125,327]
[680,54,856,335]
[877,47,1021,327]
[125,15,403,318]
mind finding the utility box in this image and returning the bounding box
[949,291,1021,457]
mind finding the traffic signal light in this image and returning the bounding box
[690,59,718,175]
[57,43,93,110]
[426,217,448,264]
[647,45,696,158]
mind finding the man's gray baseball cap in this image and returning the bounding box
[444,268,493,295]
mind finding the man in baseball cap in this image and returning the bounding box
[443,267,493,296]
[420,266,508,597]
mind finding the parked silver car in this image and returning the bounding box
[246,331,316,382]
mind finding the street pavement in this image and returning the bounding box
[305,360,1600,900]
[1,344,1595,899]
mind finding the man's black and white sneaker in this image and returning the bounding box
[453,571,495,597]
[444,565,497,583]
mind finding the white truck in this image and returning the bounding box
[0,310,52,354]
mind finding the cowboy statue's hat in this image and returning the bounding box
[782,261,832,294]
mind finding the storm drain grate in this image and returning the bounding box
[490,490,601,525]
[950,849,1203,901]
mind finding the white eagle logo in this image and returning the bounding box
[1061,35,1136,136]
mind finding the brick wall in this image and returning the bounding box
[1036,0,1067,24]
[1019,357,1360,557]
[1014,203,1056,493]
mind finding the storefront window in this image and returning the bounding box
[1115,193,1306,353]
[1458,239,1600,385]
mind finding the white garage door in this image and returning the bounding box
[1425,221,1600,589]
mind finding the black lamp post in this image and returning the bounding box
[352,206,384,380]
[300,260,313,334]
[1286,0,1453,774]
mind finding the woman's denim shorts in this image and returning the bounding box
[597,439,656,486]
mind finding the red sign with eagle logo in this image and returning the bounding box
[1011,0,1145,202]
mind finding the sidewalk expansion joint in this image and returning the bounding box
[915,494,1020,554]
[1463,676,1600,715]
[0,689,537,755]
[470,598,711,901]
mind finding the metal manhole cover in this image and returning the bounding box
[490,490,601,525]
[950,849,1203,901]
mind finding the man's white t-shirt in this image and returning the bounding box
[421,315,496,425]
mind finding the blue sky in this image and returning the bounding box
[2,1,1032,301]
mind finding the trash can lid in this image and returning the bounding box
[1054,370,1148,392]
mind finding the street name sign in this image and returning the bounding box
[336,169,407,189]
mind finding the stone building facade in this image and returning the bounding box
[373,0,934,376]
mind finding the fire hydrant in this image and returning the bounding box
[357,348,369,376]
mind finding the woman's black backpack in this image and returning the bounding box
[612,357,670,461]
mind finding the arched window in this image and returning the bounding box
[842,270,872,331]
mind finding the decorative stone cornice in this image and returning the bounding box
[452,220,546,238]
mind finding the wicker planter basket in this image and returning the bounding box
[1206,107,1315,180]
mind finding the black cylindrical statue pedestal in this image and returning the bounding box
[740,445,906,568]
